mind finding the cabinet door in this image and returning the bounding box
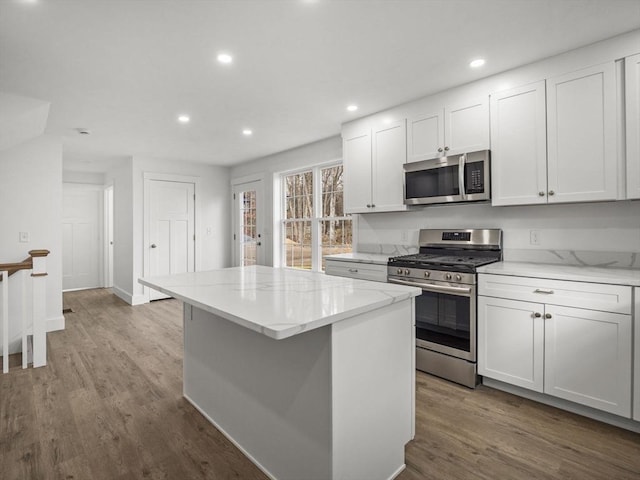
[626,53,640,199]
[478,296,544,392]
[343,129,372,213]
[406,110,444,162]
[546,62,617,203]
[634,287,640,422]
[544,305,632,417]
[490,81,548,206]
[444,97,490,156]
[371,120,407,212]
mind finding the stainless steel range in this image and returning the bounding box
[387,229,502,388]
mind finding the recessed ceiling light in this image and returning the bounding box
[242,129,253,136]
[346,105,358,112]
[217,53,233,64]
[469,58,486,68]
[177,115,190,124]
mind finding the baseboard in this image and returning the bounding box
[482,377,640,433]
[113,286,147,306]
[47,315,65,332]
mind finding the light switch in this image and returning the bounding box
[19,231,30,243]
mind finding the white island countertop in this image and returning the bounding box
[477,261,640,287]
[139,265,421,340]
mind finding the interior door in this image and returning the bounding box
[148,179,195,300]
[232,180,264,266]
[62,183,102,291]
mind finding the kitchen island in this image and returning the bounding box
[139,266,420,480]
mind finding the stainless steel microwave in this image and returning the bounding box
[403,150,491,206]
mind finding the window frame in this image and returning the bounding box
[279,160,352,272]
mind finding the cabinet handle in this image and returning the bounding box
[533,288,554,294]
[366,204,371,208]
[545,313,552,319]
[371,204,375,208]
[548,190,555,196]
[348,268,358,273]
[533,312,542,318]
[438,147,443,153]
[538,191,545,197]
[444,146,450,151]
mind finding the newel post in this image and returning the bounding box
[30,249,49,368]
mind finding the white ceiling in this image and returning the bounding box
[1,0,639,171]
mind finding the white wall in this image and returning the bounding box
[357,201,640,267]
[230,136,342,266]
[105,158,135,302]
[106,157,231,305]
[0,134,64,351]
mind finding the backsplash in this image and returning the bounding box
[356,201,640,269]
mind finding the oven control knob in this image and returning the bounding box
[445,273,452,280]
[424,271,430,278]
[455,274,462,281]
[404,269,410,275]
[397,268,402,275]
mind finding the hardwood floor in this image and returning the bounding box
[1,288,639,479]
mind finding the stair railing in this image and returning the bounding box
[0,249,50,373]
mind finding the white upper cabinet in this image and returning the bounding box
[445,98,490,156]
[406,97,489,163]
[343,120,407,214]
[626,53,640,199]
[372,120,407,211]
[406,110,444,162]
[546,62,617,203]
[343,128,373,213]
[490,81,548,206]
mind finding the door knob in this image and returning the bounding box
[548,190,555,196]
[438,147,443,153]
[533,312,541,318]
[151,244,157,248]
[545,313,552,319]
[444,146,449,151]
[538,191,545,197]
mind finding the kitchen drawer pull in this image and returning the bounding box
[348,268,358,273]
[533,288,554,295]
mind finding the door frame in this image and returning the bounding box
[103,182,114,288]
[143,172,200,303]
[231,174,265,267]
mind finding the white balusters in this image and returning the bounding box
[0,249,49,373]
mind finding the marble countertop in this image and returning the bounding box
[324,252,391,265]
[139,266,421,340]
[477,261,640,287]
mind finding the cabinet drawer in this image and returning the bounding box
[478,274,632,314]
[325,261,387,283]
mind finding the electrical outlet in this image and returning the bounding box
[19,231,30,243]
[530,230,541,246]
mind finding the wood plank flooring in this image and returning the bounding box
[1,288,639,479]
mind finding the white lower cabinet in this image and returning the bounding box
[325,259,387,283]
[478,274,633,418]
[634,287,640,422]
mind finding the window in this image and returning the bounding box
[282,163,352,271]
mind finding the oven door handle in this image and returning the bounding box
[388,277,472,296]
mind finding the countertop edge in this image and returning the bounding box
[139,277,421,340]
[477,261,640,287]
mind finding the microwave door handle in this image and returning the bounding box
[458,153,466,199]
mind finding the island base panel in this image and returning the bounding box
[183,300,414,480]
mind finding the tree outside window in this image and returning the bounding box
[282,164,352,270]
